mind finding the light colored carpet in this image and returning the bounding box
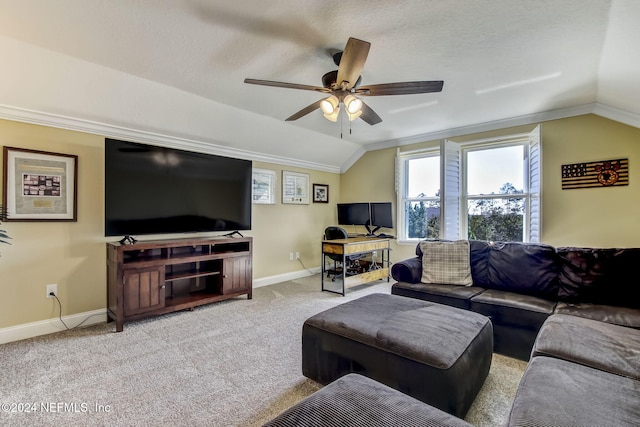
[0,275,526,426]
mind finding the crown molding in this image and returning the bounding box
[592,103,640,129]
[339,146,367,173]
[0,104,342,174]
[363,103,640,153]
[2,102,637,175]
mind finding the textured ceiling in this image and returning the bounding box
[0,0,638,170]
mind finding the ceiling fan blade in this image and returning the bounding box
[356,80,444,96]
[335,38,370,89]
[285,99,324,121]
[244,78,330,93]
[359,101,382,125]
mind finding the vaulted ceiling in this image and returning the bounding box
[0,1,638,172]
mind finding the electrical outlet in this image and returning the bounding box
[295,252,300,260]
[46,284,57,299]
[289,252,294,261]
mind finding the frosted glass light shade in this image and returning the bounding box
[323,109,340,122]
[347,109,362,121]
[344,94,363,114]
[320,95,339,114]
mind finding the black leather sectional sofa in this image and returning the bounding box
[390,240,640,425]
[391,240,640,360]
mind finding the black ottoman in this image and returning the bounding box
[302,293,493,418]
[263,373,473,427]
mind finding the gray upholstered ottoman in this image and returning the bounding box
[301,293,493,418]
[263,373,473,427]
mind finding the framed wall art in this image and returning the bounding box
[3,147,78,221]
[561,158,629,190]
[282,170,309,204]
[252,168,276,204]
[313,183,329,203]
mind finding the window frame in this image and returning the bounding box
[462,141,529,242]
[397,150,441,241]
[396,126,541,244]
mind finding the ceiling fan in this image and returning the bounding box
[244,37,443,125]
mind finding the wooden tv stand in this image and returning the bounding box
[106,236,252,332]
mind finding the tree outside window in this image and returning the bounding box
[467,183,525,241]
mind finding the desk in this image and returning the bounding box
[321,237,390,295]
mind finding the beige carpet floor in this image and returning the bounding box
[0,275,526,426]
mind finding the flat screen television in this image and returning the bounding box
[337,202,370,226]
[370,202,393,229]
[105,138,252,238]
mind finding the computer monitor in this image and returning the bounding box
[370,202,393,233]
[337,203,371,226]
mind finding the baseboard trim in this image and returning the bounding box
[1,271,320,344]
[0,309,107,345]
[253,267,321,288]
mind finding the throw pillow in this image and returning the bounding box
[420,240,473,286]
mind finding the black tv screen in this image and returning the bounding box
[105,139,252,237]
[370,202,393,228]
[337,203,370,226]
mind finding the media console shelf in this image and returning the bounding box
[107,236,252,332]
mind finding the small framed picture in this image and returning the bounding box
[282,171,309,204]
[313,183,329,203]
[3,146,78,221]
[252,168,276,204]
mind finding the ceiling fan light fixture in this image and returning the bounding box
[344,94,363,114]
[323,109,340,122]
[347,109,362,121]
[245,37,442,127]
[320,95,339,115]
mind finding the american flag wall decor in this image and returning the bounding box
[561,158,629,190]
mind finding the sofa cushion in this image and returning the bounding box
[532,314,640,380]
[556,247,640,307]
[392,282,486,310]
[508,356,640,427]
[554,302,640,329]
[470,289,557,326]
[468,240,491,285]
[420,240,472,286]
[481,241,560,298]
[470,289,556,359]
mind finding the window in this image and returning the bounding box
[397,126,541,242]
[403,154,441,239]
[465,144,526,241]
